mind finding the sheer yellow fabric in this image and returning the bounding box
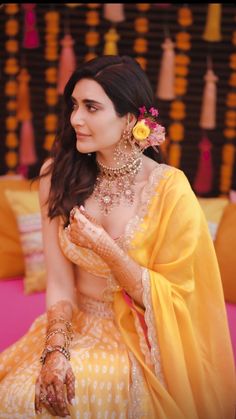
[0,164,235,419]
[113,167,236,418]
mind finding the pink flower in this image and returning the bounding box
[139,106,147,115]
[133,104,165,151]
[149,107,159,117]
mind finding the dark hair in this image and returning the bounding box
[41,55,164,222]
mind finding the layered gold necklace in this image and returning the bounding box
[93,154,142,215]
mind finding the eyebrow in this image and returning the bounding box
[71,96,103,106]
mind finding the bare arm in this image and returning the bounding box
[35,160,77,417]
[39,159,77,311]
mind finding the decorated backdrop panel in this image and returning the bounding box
[0,3,235,197]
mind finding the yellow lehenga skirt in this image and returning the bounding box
[0,294,150,418]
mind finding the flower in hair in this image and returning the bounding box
[132,106,165,150]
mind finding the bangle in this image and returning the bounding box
[40,345,71,365]
[46,329,72,349]
[48,317,73,333]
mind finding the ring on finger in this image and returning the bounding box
[39,393,46,402]
[47,394,56,404]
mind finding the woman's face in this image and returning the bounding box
[70,78,126,156]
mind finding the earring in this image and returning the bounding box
[113,126,132,164]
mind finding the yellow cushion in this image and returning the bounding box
[214,203,236,303]
[0,176,35,278]
[4,189,46,294]
[198,197,229,241]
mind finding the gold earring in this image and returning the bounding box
[113,125,132,164]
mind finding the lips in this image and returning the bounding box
[75,132,91,137]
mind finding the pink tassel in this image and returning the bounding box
[17,164,29,178]
[156,37,175,100]
[22,4,40,49]
[103,4,125,23]
[194,133,213,195]
[199,65,218,129]
[19,119,37,166]
[57,33,76,95]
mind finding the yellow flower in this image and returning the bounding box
[132,120,150,141]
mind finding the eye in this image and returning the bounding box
[86,104,97,113]
[72,102,78,110]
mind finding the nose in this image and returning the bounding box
[70,108,85,127]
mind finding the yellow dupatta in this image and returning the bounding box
[113,165,236,418]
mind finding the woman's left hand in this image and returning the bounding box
[66,206,107,251]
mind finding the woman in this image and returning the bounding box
[0,55,235,418]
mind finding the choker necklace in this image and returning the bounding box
[93,155,143,215]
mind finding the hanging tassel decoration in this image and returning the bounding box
[156,37,175,100]
[103,27,120,55]
[194,133,213,195]
[57,33,76,95]
[103,4,125,23]
[19,119,36,166]
[65,4,83,7]
[17,68,37,167]
[199,64,218,129]
[22,4,40,49]
[202,4,222,42]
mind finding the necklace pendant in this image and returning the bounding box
[102,195,112,205]
[93,155,143,215]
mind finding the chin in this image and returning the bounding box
[76,142,95,154]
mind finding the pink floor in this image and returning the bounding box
[0,277,236,366]
[0,277,45,352]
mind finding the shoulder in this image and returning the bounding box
[152,164,192,192]
[39,157,53,177]
[38,158,53,208]
[149,163,198,208]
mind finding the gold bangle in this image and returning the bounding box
[40,345,71,365]
[48,317,73,333]
[46,329,72,349]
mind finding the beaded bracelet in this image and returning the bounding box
[40,345,71,365]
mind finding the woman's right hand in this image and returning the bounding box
[35,351,75,417]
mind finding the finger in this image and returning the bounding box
[70,206,79,221]
[53,381,70,416]
[46,384,63,417]
[34,377,42,414]
[73,210,87,227]
[42,398,58,417]
[79,206,100,225]
[65,368,76,404]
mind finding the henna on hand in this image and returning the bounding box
[67,206,106,250]
[35,351,75,417]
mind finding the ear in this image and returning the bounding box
[126,113,137,129]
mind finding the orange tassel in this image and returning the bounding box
[203,4,222,42]
[17,68,32,121]
[194,133,213,195]
[17,67,37,167]
[19,119,37,166]
[103,4,125,23]
[57,33,76,95]
[199,63,218,129]
[156,37,175,100]
[103,27,120,55]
